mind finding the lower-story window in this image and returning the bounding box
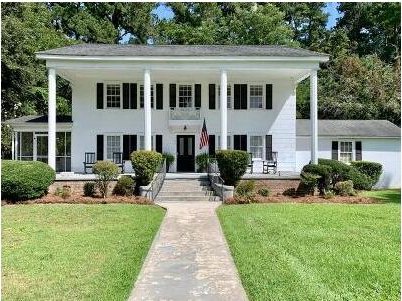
[339,141,353,163]
[139,135,155,150]
[250,136,263,159]
[217,135,231,150]
[106,135,121,160]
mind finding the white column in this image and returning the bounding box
[11,130,15,160]
[48,68,56,169]
[144,69,152,151]
[220,70,228,150]
[310,69,318,164]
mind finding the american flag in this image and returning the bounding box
[199,118,209,149]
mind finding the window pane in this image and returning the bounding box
[179,85,192,107]
[106,84,121,108]
[56,132,65,156]
[250,85,263,109]
[140,85,154,108]
[218,85,232,109]
[36,135,48,158]
[106,136,120,159]
[66,132,71,156]
[340,142,353,163]
[21,132,33,156]
[250,136,263,159]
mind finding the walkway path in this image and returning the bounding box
[128,201,248,301]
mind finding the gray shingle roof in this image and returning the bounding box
[297,119,401,138]
[4,115,72,124]
[37,44,329,58]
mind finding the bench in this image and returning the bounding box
[83,152,96,174]
[112,152,125,173]
[263,152,278,174]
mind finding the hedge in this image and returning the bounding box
[346,168,373,190]
[131,150,162,186]
[301,164,332,195]
[1,160,55,201]
[351,161,382,187]
[318,158,351,184]
[216,150,249,186]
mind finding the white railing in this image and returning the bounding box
[169,107,201,120]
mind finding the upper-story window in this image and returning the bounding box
[249,85,263,109]
[339,141,353,163]
[105,83,121,108]
[218,85,232,109]
[140,84,155,108]
[178,85,193,107]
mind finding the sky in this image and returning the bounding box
[153,2,343,29]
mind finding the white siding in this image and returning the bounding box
[296,136,401,188]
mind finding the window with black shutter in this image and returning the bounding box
[265,135,272,159]
[96,83,104,109]
[123,83,130,109]
[130,83,137,109]
[96,135,104,160]
[195,84,201,108]
[234,135,247,151]
[266,84,272,109]
[123,135,137,160]
[169,84,176,108]
[209,84,216,109]
[234,84,247,110]
[209,135,216,157]
[156,84,163,110]
[355,141,362,161]
[332,141,338,160]
[156,135,163,153]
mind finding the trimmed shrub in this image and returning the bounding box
[334,180,355,196]
[318,158,351,184]
[283,187,296,196]
[131,150,163,186]
[257,187,270,197]
[83,182,96,197]
[346,168,372,190]
[216,150,249,186]
[351,161,382,187]
[1,160,55,201]
[93,161,119,198]
[113,175,135,196]
[302,164,332,194]
[162,152,175,172]
[323,190,335,199]
[55,185,71,199]
[297,172,320,196]
[196,153,210,172]
[235,180,255,197]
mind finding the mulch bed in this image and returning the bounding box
[2,192,153,205]
[225,194,380,205]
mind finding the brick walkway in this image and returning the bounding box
[128,201,248,301]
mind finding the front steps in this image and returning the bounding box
[155,178,219,202]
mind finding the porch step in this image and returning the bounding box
[156,178,219,202]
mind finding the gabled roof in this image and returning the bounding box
[37,44,329,58]
[4,115,72,125]
[297,119,401,138]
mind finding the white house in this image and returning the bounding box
[5,44,401,187]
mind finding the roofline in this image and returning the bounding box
[36,54,330,63]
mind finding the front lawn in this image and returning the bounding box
[217,191,400,301]
[2,204,165,301]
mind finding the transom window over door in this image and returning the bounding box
[339,141,353,163]
[105,84,121,108]
[250,85,263,109]
[250,136,263,159]
[106,135,121,160]
[178,85,193,107]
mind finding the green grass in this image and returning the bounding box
[217,191,400,301]
[362,189,401,204]
[2,204,165,301]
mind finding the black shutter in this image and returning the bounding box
[355,141,362,161]
[234,84,241,110]
[123,83,130,109]
[156,135,163,153]
[169,84,176,108]
[156,84,163,110]
[234,135,241,150]
[240,134,247,151]
[332,141,338,160]
[130,83,137,109]
[209,135,216,157]
[195,84,201,108]
[96,83,103,109]
[209,84,216,110]
[265,135,272,159]
[123,135,137,160]
[241,84,247,109]
[96,135,104,160]
[266,84,272,109]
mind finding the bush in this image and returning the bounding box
[131,150,163,186]
[257,187,270,197]
[113,175,135,196]
[83,182,96,197]
[196,153,210,172]
[334,180,355,196]
[55,185,71,199]
[283,188,296,196]
[318,158,351,184]
[323,190,335,199]
[297,172,320,196]
[1,160,56,201]
[351,161,382,187]
[216,150,249,186]
[93,161,119,198]
[346,168,372,190]
[235,180,255,197]
[162,152,175,172]
[302,164,332,194]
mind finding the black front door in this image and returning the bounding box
[177,135,195,172]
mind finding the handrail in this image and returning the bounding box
[146,159,166,202]
[207,157,225,203]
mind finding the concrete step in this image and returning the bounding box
[163,180,210,185]
[160,186,212,192]
[156,196,220,202]
[158,191,214,197]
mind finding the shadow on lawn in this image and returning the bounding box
[365,189,401,204]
